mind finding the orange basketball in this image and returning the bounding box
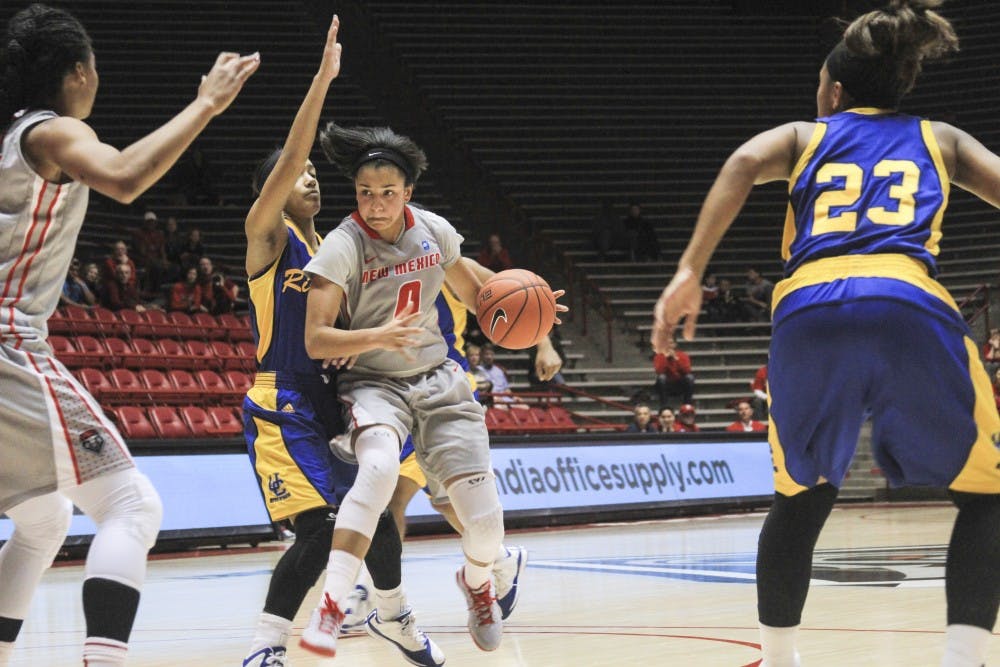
[476,269,557,349]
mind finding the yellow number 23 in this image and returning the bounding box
[812,159,920,236]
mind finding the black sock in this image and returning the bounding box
[947,492,1000,629]
[82,578,140,642]
[366,511,402,591]
[0,616,22,643]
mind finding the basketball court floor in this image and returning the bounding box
[10,503,993,666]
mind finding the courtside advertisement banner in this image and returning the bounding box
[406,435,774,520]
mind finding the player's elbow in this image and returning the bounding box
[304,327,324,359]
[725,149,764,178]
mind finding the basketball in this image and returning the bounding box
[476,269,557,349]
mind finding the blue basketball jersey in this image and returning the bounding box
[247,220,321,374]
[782,108,948,277]
[436,283,470,373]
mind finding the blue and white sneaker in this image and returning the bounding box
[242,645,288,666]
[365,607,446,667]
[340,582,373,636]
[494,546,527,620]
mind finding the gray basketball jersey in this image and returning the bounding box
[305,205,463,377]
[0,110,90,350]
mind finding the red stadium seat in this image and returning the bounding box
[49,335,82,367]
[108,368,149,404]
[211,340,243,371]
[48,308,73,336]
[156,337,192,370]
[184,339,218,371]
[126,309,175,340]
[484,407,521,434]
[546,406,578,433]
[105,336,161,370]
[192,312,226,339]
[207,406,243,437]
[168,311,202,339]
[140,369,183,404]
[223,370,252,395]
[218,312,254,342]
[194,369,231,404]
[90,306,128,337]
[168,370,202,402]
[112,406,156,440]
[148,406,192,439]
[234,341,258,372]
[61,305,101,335]
[73,335,111,369]
[78,367,112,401]
[179,405,214,437]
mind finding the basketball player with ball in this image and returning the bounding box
[302,121,565,655]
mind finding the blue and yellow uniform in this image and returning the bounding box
[768,108,1000,496]
[243,220,356,521]
[398,283,478,490]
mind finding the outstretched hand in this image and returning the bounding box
[651,266,702,354]
[552,289,569,325]
[317,15,342,83]
[198,51,260,116]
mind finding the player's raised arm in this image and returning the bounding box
[934,121,1000,209]
[25,51,259,204]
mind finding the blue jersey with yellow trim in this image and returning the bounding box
[247,221,321,374]
[782,109,948,277]
[436,283,469,373]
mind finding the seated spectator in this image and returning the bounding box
[179,228,207,270]
[476,233,514,273]
[169,267,206,313]
[653,342,694,409]
[701,273,720,304]
[657,407,678,433]
[705,276,745,322]
[726,400,768,433]
[465,344,494,398]
[132,210,172,295]
[82,262,105,306]
[742,267,774,321]
[626,404,657,433]
[103,240,137,288]
[61,258,96,308]
[527,326,567,388]
[621,202,660,262]
[675,404,700,432]
[477,342,514,404]
[196,256,238,315]
[102,264,149,312]
[750,363,768,420]
[983,328,1000,377]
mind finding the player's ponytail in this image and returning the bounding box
[0,4,92,130]
[319,122,428,186]
[829,0,958,108]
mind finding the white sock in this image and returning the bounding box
[321,551,362,607]
[463,563,492,590]
[941,624,991,667]
[759,623,801,667]
[247,612,292,653]
[82,637,128,667]
[0,641,13,666]
[375,584,407,620]
[495,544,510,561]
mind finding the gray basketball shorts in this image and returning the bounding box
[0,343,134,513]
[337,358,491,503]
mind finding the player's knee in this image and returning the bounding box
[353,427,401,511]
[447,473,504,564]
[11,496,73,561]
[95,471,163,550]
[290,507,336,583]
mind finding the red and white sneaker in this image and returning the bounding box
[300,593,345,657]
[455,567,503,651]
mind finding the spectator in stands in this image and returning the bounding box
[727,400,768,433]
[653,341,694,409]
[132,210,171,296]
[103,239,138,288]
[163,215,185,270]
[626,404,657,433]
[102,263,149,312]
[60,257,96,308]
[621,202,660,262]
[702,272,720,304]
[742,267,774,321]
[527,324,566,388]
[168,267,206,313]
[195,256,238,315]
[465,343,493,397]
[750,363,769,420]
[983,328,1000,377]
[658,407,678,433]
[675,404,700,432]
[82,262,105,306]
[178,227,206,270]
[476,233,513,273]
[477,342,514,403]
[706,276,745,322]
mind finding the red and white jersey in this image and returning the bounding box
[305,205,463,377]
[0,110,89,350]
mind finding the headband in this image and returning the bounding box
[825,40,902,110]
[353,147,414,181]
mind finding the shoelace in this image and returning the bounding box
[261,648,287,667]
[318,593,344,634]
[398,611,428,643]
[469,584,497,625]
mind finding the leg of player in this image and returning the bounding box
[0,493,73,666]
[941,491,1000,667]
[300,425,399,657]
[242,506,335,667]
[446,471,505,651]
[64,469,163,667]
[756,483,838,667]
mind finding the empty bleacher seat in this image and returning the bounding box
[112,406,156,440]
[148,406,192,439]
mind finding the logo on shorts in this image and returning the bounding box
[79,429,105,454]
[268,473,291,503]
[489,308,508,336]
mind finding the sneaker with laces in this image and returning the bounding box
[455,567,502,651]
[242,646,288,667]
[340,583,373,636]
[493,546,527,620]
[299,593,344,657]
[365,607,445,667]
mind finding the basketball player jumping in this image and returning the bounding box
[0,5,257,665]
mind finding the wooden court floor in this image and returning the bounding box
[10,503,994,666]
